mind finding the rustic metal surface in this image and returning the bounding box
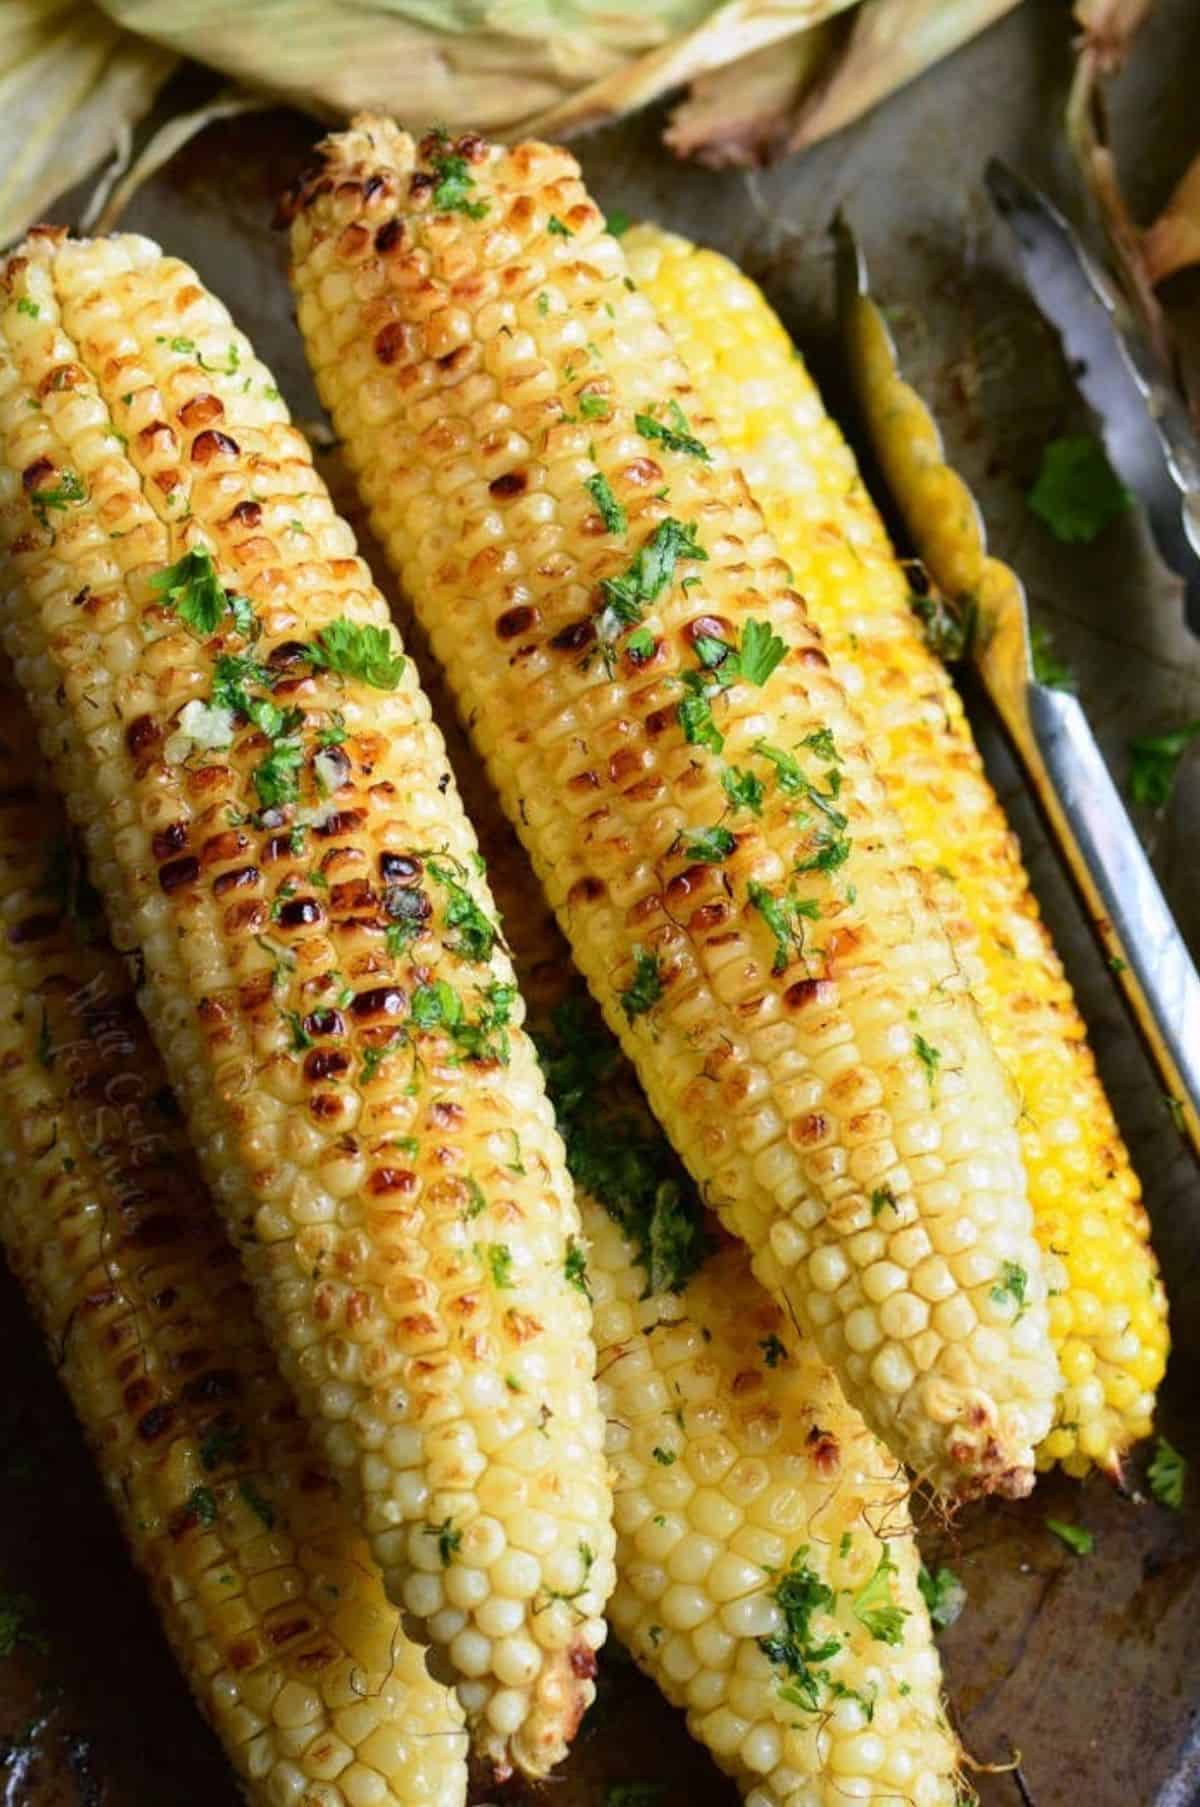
[2,5,1199,1805]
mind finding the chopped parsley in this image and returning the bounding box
[284,1011,313,1052]
[1127,719,1200,808]
[794,826,851,876]
[918,1563,966,1630]
[410,978,517,1063]
[29,469,86,532]
[596,517,707,647]
[634,400,710,463]
[150,546,251,639]
[579,392,611,421]
[870,1185,897,1218]
[677,674,724,754]
[851,1548,908,1645]
[463,1176,488,1220]
[737,617,788,687]
[1148,1435,1187,1510]
[482,1243,514,1289]
[585,470,627,534]
[620,947,663,1020]
[253,737,304,809]
[604,210,632,239]
[1045,1517,1093,1556]
[721,765,764,816]
[758,1334,787,1368]
[651,1446,676,1466]
[536,994,708,1296]
[910,586,973,661]
[309,618,405,690]
[427,1516,462,1566]
[912,1033,941,1091]
[680,824,735,864]
[747,882,820,974]
[757,1546,840,1710]
[430,153,490,219]
[564,1237,591,1297]
[428,860,496,964]
[990,1260,1028,1320]
[547,214,572,238]
[16,298,39,319]
[625,627,654,659]
[1028,434,1129,543]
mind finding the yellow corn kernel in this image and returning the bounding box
[0,227,613,1779]
[0,666,466,1806]
[627,222,1167,1479]
[288,119,1060,1502]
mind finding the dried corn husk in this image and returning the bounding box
[666,0,1019,165]
[0,0,175,248]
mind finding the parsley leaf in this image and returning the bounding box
[721,765,764,816]
[482,1243,514,1289]
[917,1563,966,1630]
[604,210,632,239]
[29,469,86,532]
[427,1516,462,1566]
[677,674,724,755]
[1045,1517,1093,1556]
[536,993,708,1296]
[597,518,706,645]
[634,400,710,463]
[909,585,973,661]
[253,738,304,808]
[738,618,787,687]
[564,1237,591,1297]
[912,1033,941,1091]
[747,882,820,974]
[150,547,251,639]
[309,618,405,690]
[851,1547,908,1645]
[1028,434,1129,543]
[1127,720,1200,808]
[680,824,735,863]
[16,297,39,319]
[1148,1435,1187,1510]
[585,471,627,534]
[990,1259,1028,1320]
[757,1546,840,1709]
[547,214,573,237]
[428,860,496,964]
[620,947,663,1020]
[430,153,489,218]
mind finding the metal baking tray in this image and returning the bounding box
[2,4,1198,1803]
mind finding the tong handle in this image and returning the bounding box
[997,678,1200,1158]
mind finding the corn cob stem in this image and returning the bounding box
[625,223,1167,1480]
[0,226,613,1778]
[0,665,467,1807]
[288,119,1060,1502]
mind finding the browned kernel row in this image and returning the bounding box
[0,226,612,1780]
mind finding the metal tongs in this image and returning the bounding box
[834,168,1200,1163]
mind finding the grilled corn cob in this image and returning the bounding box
[0,666,467,1807]
[460,749,961,1807]
[625,223,1167,1479]
[288,119,1060,1501]
[0,227,613,1778]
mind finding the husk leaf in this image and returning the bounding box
[0,0,176,248]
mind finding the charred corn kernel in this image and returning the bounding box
[0,668,466,1807]
[288,119,1060,1500]
[627,223,1168,1480]
[0,229,613,1779]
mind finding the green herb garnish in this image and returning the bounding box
[634,400,710,463]
[597,517,706,646]
[1148,1435,1187,1510]
[430,153,490,219]
[1028,434,1129,543]
[309,618,405,690]
[1046,1518,1093,1556]
[620,947,663,1021]
[917,1563,966,1630]
[585,470,627,534]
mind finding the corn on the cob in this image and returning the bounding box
[625,224,1168,1480]
[0,227,613,1778]
[288,119,1060,1501]
[461,753,961,1807]
[0,666,467,1807]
